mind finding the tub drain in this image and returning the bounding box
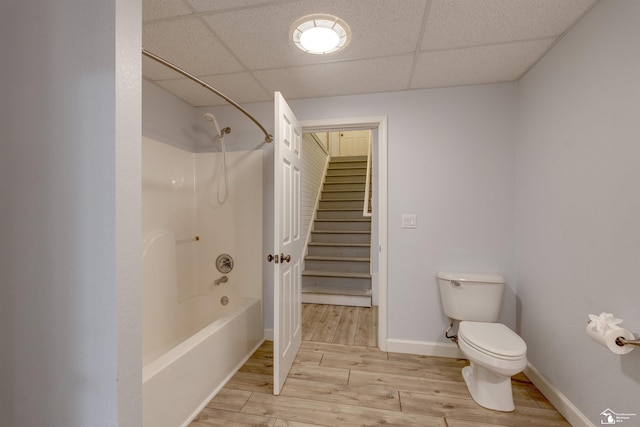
[220,296,229,306]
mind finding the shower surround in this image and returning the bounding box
[141,137,264,427]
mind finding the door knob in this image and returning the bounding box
[280,253,291,263]
[267,254,279,263]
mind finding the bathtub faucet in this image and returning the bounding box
[214,275,228,286]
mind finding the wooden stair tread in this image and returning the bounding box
[312,230,370,234]
[305,256,370,262]
[302,270,371,279]
[321,198,370,202]
[317,208,365,212]
[315,218,371,222]
[330,156,367,161]
[308,242,370,247]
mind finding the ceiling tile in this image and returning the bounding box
[200,73,272,104]
[411,39,555,89]
[254,55,415,100]
[143,0,192,22]
[143,17,245,76]
[186,0,276,12]
[154,73,272,107]
[422,0,598,50]
[202,0,428,70]
[141,0,596,106]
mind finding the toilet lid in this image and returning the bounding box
[459,322,527,359]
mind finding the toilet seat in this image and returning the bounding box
[459,321,527,360]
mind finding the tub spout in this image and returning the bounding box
[214,275,228,286]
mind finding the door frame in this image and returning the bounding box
[300,116,388,350]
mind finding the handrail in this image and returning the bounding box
[362,139,372,217]
[142,48,273,144]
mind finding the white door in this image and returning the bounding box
[272,92,302,395]
[339,130,371,157]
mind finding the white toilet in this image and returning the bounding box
[437,272,527,412]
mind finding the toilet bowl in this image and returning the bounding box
[457,321,527,412]
[437,272,528,412]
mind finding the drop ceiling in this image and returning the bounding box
[142,0,598,107]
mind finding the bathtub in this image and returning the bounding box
[142,296,264,427]
[141,140,265,426]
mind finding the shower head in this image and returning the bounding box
[203,112,231,139]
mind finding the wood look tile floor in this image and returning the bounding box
[190,304,569,427]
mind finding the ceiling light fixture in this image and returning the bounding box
[292,14,350,55]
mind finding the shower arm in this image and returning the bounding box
[142,48,273,144]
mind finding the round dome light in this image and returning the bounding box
[292,15,350,55]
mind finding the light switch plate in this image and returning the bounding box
[402,214,417,229]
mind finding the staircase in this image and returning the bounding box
[302,156,372,307]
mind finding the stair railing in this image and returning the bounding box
[363,139,372,217]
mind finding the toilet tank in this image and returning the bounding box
[437,272,505,322]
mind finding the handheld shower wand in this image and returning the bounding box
[203,112,230,206]
[203,112,231,139]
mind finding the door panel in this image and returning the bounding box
[273,92,302,395]
[339,130,371,156]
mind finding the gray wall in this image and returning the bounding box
[293,86,518,343]
[142,79,200,152]
[0,1,141,426]
[190,83,518,343]
[516,0,640,423]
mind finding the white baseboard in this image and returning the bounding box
[371,273,379,306]
[301,293,372,307]
[524,363,594,427]
[385,338,464,358]
[264,329,273,341]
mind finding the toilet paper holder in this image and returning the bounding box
[615,336,640,347]
[587,316,640,348]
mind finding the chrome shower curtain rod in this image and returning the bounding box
[142,48,273,143]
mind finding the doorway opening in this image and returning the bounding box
[301,116,388,351]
